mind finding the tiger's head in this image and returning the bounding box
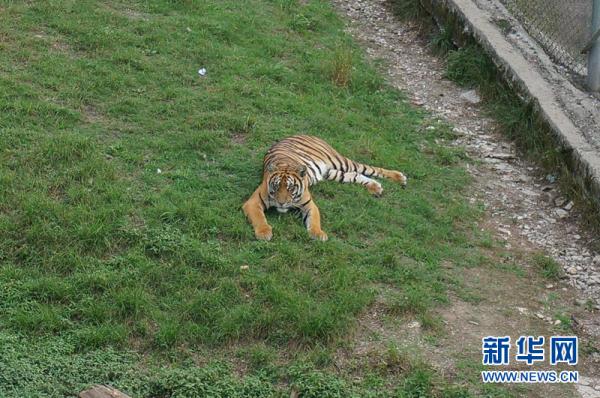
[265,164,307,212]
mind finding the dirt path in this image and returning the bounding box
[330,0,600,396]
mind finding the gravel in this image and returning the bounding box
[330,0,600,306]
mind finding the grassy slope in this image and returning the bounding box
[0,0,499,396]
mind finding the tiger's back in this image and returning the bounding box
[264,135,406,189]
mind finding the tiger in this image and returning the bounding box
[242,135,407,241]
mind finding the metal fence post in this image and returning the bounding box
[588,0,600,91]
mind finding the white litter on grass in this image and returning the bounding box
[156,168,162,174]
[198,68,207,76]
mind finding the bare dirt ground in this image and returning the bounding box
[330,0,600,396]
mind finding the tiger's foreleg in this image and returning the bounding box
[299,199,328,241]
[242,187,273,241]
[326,170,383,197]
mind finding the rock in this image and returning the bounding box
[554,196,567,207]
[498,227,512,236]
[566,266,577,274]
[487,152,515,160]
[563,201,574,211]
[545,284,554,289]
[541,184,554,192]
[553,319,561,325]
[580,376,593,386]
[594,255,600,264]
[80,385,131,398]
[407,321,421,328]
[240,265,249,271]
[554,209,569,219]
[460,89,481,104]
[535,313,545,319]
[575,299,587,306]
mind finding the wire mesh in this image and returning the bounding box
[499,0,593,76]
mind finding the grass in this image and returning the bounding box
[532,253,563,280]
[0,0,521,396]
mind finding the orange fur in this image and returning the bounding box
[243,135,407,241]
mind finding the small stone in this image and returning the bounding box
[156,168,162,174]
[240,265,249,271]
[566,266,577,274]
[536,313,545,319]
[498,227,512,236]
[594,255,600,264]
[545,284,554,289]
[554,196,567,207]
[554,208,569,219]
[541,185,554,192]
[553,319,561,325]
[487,152,515,160]
[575,299,587,306]
[563,201,574,211]
[579,376,592,386]
[460,89,481,104]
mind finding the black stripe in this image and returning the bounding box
[352,173,357,183]
[342,157,350,171]
[299,198,312,207]
[258,193,267,209]
[313,162,323,175]
[335,155,346,171]
[302,211,310,227]
[323,152,340,169]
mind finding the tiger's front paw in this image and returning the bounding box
[310,229,328,241]
[367,182,383,197]
[255,225,273,241]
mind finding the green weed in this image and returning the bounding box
[532,253,563,280]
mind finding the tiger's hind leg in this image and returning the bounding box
[326,169,383,197]
[376,168,407,186]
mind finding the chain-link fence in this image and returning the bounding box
[499,0,592,76]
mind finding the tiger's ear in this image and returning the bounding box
[266,163,276,173]
[296,165,307,177]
